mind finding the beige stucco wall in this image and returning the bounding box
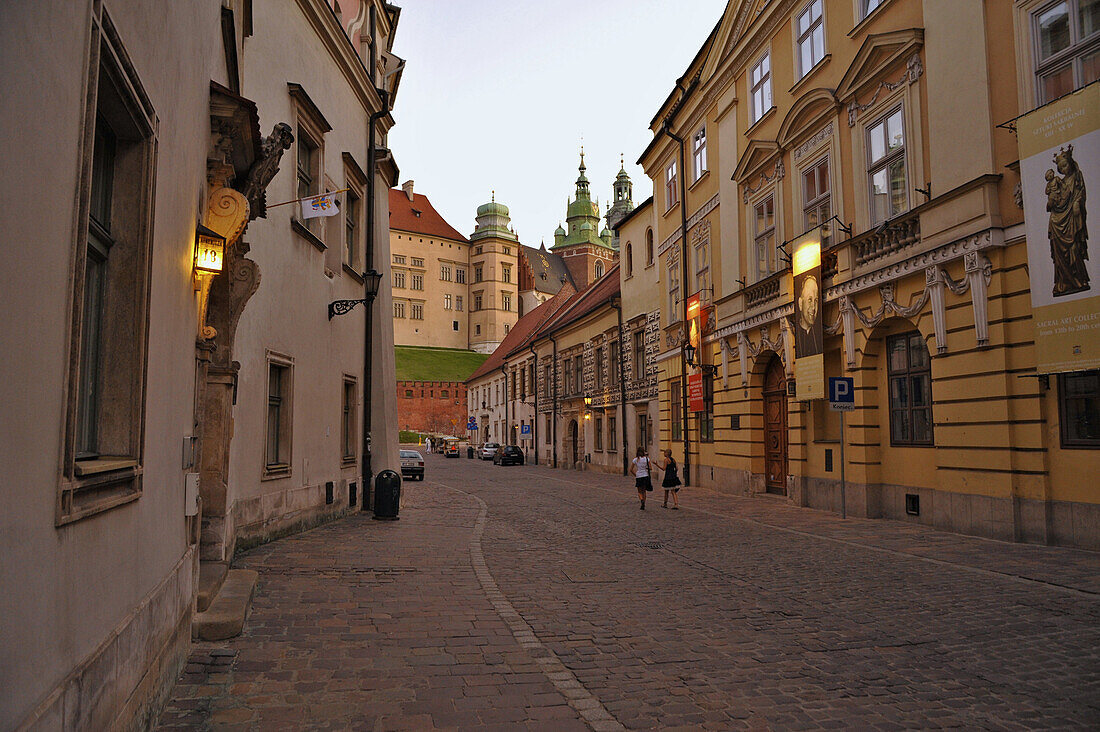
[0,0,225,725]
[390,228,470,349]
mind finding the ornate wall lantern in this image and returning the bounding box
[194,225,226,273]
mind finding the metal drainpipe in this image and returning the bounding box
[529,344,539,465]
[362,85,389,513]
[610,296,628,476]
[661,124,692,487]
[550,334,558,468]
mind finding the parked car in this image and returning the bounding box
[399,450,424,480]
[444,439,461,458]
[479,442,500,460]
[493,445,525,466]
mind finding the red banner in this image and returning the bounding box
[688,372,705,413]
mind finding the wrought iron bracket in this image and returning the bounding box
[328,298,371,320]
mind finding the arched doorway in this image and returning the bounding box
[569,419,579,465]
[763,355,788,495]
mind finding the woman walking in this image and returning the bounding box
[630,447,654,510]
[658,449,682,509]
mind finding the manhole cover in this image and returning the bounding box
[635,541,664,549]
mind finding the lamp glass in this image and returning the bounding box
[684,343,696,365]
[364,269,383,298]
[195,232,225,273]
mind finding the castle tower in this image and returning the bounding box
[550,149,618,288]
[468,193,520,353]
[606,155,634,249]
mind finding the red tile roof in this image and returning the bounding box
[465,287,577,383]
[389,188,467,242]
[535,263,621,335]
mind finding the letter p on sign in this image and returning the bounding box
[829,377,855,411]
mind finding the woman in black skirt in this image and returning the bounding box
[658,449,681,509]
[630,447,654,510]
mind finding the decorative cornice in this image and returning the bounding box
[847,53,923,127]
[742,158,785,204]
[658,192,720,256]
[793,121,833,161]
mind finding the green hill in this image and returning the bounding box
[394,346,488,382]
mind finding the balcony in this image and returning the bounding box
[744,270,785,310]
[851,210,920,267]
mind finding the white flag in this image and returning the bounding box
[300,192,340,219]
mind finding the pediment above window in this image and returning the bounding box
[733,139,781,183]
[836,28,924,103]
[778,88,838,148]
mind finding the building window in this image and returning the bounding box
[633,330,645,380]
[504,323,510,334]
[476,324,481,335]
[440,263,452,281]
[405,389,413,397]
[665,160,679,209]
[393,254,406,265]
[574,357,583,396]
[860,0,884,19]
[646,228,654,265]
[456,295,464,311]
[610,340,621,388]
[797,1,825,78]
[803,157,831,248]
[503,247,511,255]
[637,412,649,452]
[699,372,714,443]
[475,245,483,254]
[456,267,466,284]
[887,331,933,446]
[266,360,292,473]
[595,414,604,451]
[394,301,406,318]
[521,368,527,400]
[564,358,573,394]
[393,271,406,288]
[474,293,483,311]
[441,389,449,399]
[692,126,707,181]
[64,14,157,521]
[411,273,423,290]
[341,378,356,463]
[595,260,604,279]
[296,130,320,230]
[867,107,907,224]
[502,293,512,311]
[546,415,552,444]
[411,257,424,267]
[1059,370,1100,447]
[668,256,681,321]
[608,415,617,451]
[694,237,710,301]
[411,303,424,320]
[474,265,483,282]
[344,187,360,267]
[595,346,605,388]
[750,52,772,124]
[444,294,453,310]
[753,196,776,281]
[544,363,552,397]
[626,243,634,277]
[671,379,683,441]
[502,264,512,283]
[452,320,459,331]
[1033,0,1100,103]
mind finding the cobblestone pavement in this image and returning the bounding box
[159,452,1100,730]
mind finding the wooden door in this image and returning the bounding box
[763,356,788,495]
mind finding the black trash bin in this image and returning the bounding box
[373,469,401,521]
[467,446,474,459]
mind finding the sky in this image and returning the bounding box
[387,0,729,246]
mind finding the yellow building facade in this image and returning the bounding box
[642,0,1099,548]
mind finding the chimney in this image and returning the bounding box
[402,180,415,201]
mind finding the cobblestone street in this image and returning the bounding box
[159,452,1100,730]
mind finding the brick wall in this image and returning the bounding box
[397,380,468,434]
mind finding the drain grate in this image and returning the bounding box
[635,541,664,549]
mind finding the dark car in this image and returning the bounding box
[493,445,525,466]
[399,450,424,480]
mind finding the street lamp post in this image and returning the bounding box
[328,269,383,512]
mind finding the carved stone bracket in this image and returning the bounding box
[847,53,923,127]
[196,187,251,341]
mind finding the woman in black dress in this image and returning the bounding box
[658,449,681,509]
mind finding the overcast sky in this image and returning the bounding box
[387,1,729,245]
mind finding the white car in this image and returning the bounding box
[479,442,500,460]
[399,450,424,481]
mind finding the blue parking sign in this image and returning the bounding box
[828,377,855,411]
[520,424,531,435]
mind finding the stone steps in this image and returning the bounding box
[192,569,258,641]
[196,561,228,612]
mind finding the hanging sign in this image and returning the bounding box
[792,230,824,400]
[688,372,705,413]
[1017,83,1100,373]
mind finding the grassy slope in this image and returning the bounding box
[394,346,488,382]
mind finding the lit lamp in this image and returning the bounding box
[194,225,226,273]
[684,343,718,375]
[583,395,592,420]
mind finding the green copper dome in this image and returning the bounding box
[470,191,518,242]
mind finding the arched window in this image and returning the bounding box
[887,330,933,446]
[595,260,604,278]
[625,243,633,277]
[645,228,654,265]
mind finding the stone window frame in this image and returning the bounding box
[502,292,512,311]
[456,295,463,312]
[410,272,423,290]
[795,1,827,80]
[342,152,367,276]
[645,228,655,267]
[264,352,295,480]
[410,301,424,320]
[473,291,484,311]
[666,251,682,324]
[800,152,833,248]
[1027,0,1100,104]
[58,6,158,526]
[632,330,646,382]
[692,125,708,182]
[444,293,452,310]
[749,50,773,125]
[670,378,683,441]
[595,345,605,389]
[341,376,357,466]
[594,260,604,279]
[608,414,618,452]
[392,269,406,288]
[886,331,934,447]
[749,188,779,283]
[456,267,467,284]
[594,413,604,451]
[502,264,512,283]
[865,105,909,225]
[625,242,634,278]
[288,84,332,246]
[698,371,715,443]
[665,158,679,211]
[393,300,406,319]
[440,262,452,281]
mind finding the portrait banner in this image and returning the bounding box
[792,231,824,400]
[1018,83,1100,373]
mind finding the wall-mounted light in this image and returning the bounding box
[194,224,226,273]
[328,269,383,319]
[684,343,718,376]
[583,395,592,420]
